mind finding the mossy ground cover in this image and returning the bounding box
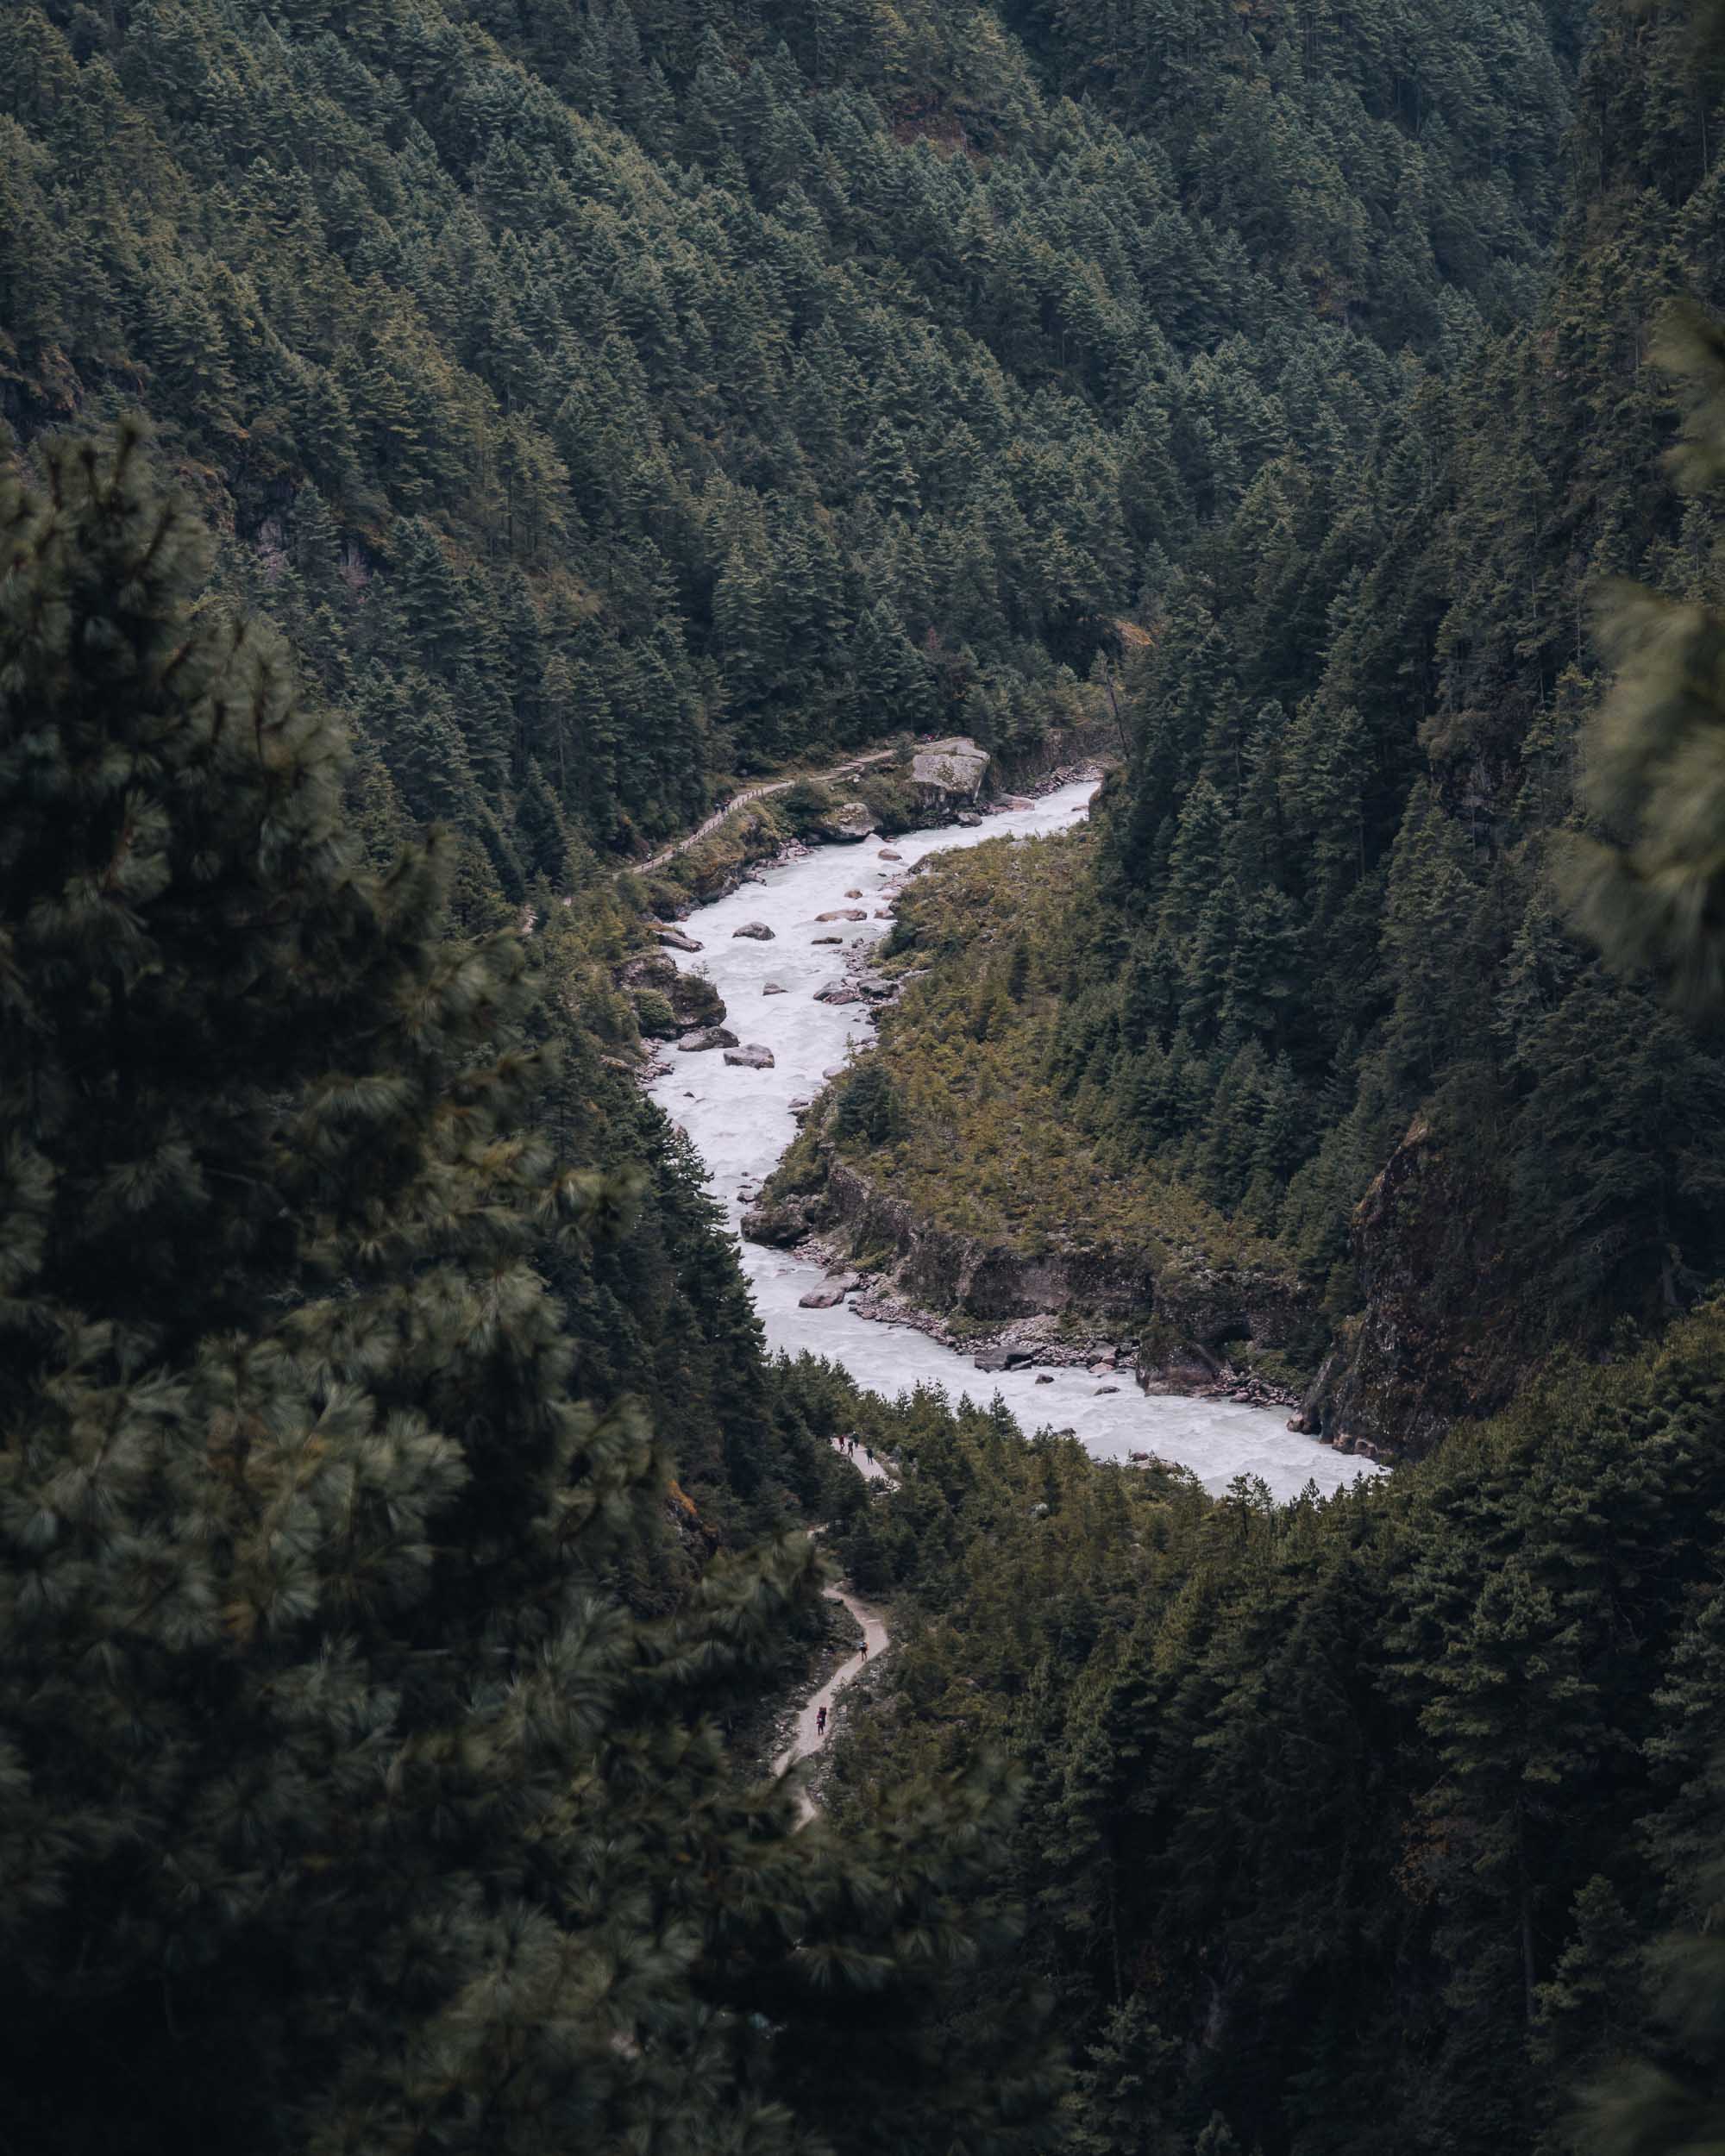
[822,829,1290,1278]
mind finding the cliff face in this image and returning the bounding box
[1300,1115,1531,1461]
[751,1150,1318,1394]
[820,1159,1153,1319]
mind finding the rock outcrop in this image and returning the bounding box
[654,926,703,953]
[814,799,876,842]
[759,1155,1314,1394]
[742,1195,817,1245]
[618,951,725,1031]
[910,736,989,808]
[817,1161,1131,1320]
[1297,1112,1527,1461]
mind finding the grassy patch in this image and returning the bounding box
[813,828,1290,1277]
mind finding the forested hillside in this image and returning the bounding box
[18,2,1725,2154]
[822,0,1725,1451]
[3,0,1576,924]
[805,1301,1725,2156]
[1091,0,1725,1449]
[0,427,1063,2156]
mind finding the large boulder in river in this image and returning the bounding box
[724,1044,775,1069]
[654,926,703,953]
[815,982,862,1006]
[742,1196,816,1245]
[678,1026,737,1053]
[732,921,775,940]
[762,981,787,995]
[817,908,869,923]
[813,799,876,843]
[799,1288,846,1309]
[619,956,725,1032]
[911,736,989,807]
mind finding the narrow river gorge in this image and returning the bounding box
[649,783,1377,1502]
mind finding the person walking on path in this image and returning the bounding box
[816,1705,827,1737]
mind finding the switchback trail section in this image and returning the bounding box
[773,1584,891,1824]
[631,748,899,875]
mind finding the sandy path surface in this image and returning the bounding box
[774,1584,890,1817]
[826,1434,894,1483]
[634,748,898,874]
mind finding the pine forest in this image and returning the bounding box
[6,1,1725,2152]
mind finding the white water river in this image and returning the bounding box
[648,780,1376,1501]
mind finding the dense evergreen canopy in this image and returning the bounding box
[0,429,1053,2156]
[871,0,1725,1451]
[2,0,1578,907]
[11,1,1725,2153]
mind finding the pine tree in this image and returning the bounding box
[0,429,1054,2156]
[1564,310,1725,1007]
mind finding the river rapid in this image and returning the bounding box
[648,780,1377,1501]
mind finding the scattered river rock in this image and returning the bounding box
[646,774,1375,1501]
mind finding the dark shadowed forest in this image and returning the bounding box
[6,3,1725,2153]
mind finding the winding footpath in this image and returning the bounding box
[773,1584,892,1822]
[632,747,899,875]
[773,1445,897,1817]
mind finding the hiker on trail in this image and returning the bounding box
[860,1637,868,1658]
[865,1445,875,1465]
[816,1705,827,1736]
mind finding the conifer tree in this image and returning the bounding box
[0,427,1052,2156]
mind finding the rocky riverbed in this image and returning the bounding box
[641,777,1378,1500]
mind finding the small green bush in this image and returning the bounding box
[634,988,679,1037]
